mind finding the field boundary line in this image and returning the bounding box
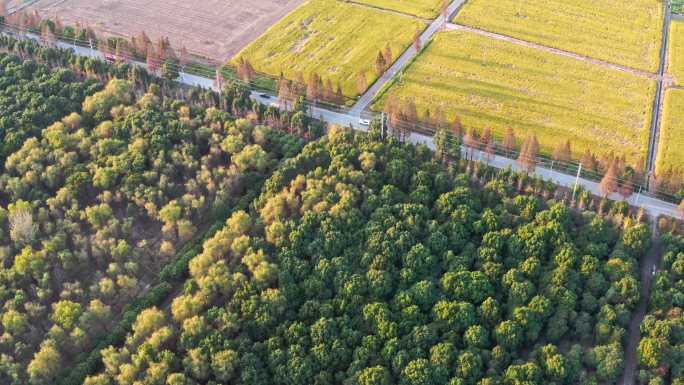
[340,0,431,21]
[446,23,658,80]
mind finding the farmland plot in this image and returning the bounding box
[656,89,684,175]
[26,0,305,61]
[455,0,663,73]
[668,20,684,85]
[377,31,656,165]
[232,0,424,98]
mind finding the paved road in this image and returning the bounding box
[445,23,657,80]
[646,1,673,179]
[7,31,679,220]
[348,0,467,115]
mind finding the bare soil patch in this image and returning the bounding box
[26,0,304,61]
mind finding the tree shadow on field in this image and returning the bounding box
[412,77,572,113]
[450,107,549,133]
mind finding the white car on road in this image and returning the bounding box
[358,118,370,126]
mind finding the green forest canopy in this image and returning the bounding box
[84,126,652,385]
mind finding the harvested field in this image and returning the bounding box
[376,30,656,166]
[455,0,663,73]
[233,0,424,98]
[656,89,684,175]
[25,0,305,61]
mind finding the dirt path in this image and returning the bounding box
[619,221,662,385]
[445,23,658,80]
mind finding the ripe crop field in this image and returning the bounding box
[350,0,445,18]
[656,89,684,175]
[377,31,656,165]
[455,0,663,73]
[668,20,684,85]
[232,0,424,98]
[26,0,304,61]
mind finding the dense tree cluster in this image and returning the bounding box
[638,234,684,385]
[0,55,304,384]
[0,52,98,163]
[85,127,652,385]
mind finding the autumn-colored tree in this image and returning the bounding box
[53,16,63,35]
[580,149,598,172]
[678,199,684,218]
[335,84,344,105]
[441,0,450,18]
[553,140,572,165]
[463,128,478,160]
[306,72,320,102]
[179,46,189,67]
[277,77,293,111]
[237,58,256,84]
[214,69,224,91]
[451,116,462,137]
[518,134,539,173]
[383,44,393,67]
[41,24,55,46]
[502,127,516,156]
[357,71,368,94]
[480,127,492,150]
[403,98,418,123]
[157,36,171,61]
[413,30,422,51]
[294,71,306,96]
[146,45,159,73]
[384,95,399,128]
[484,140,495,163]
[322,79,333,102]
[375,51,386,75]
[599,161,619,197]
[132,31,152,57]
[433,105,446,129]
[115,40,130,63]
[0,2,6,17]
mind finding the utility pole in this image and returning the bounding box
[572,163,582,201]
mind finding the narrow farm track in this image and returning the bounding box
[445,23,658,80]
[343,0,430,22]
[646,1,673,184]
[619,222,662,385]
[349,0,467,115]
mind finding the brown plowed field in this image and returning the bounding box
[26,0,304,61]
